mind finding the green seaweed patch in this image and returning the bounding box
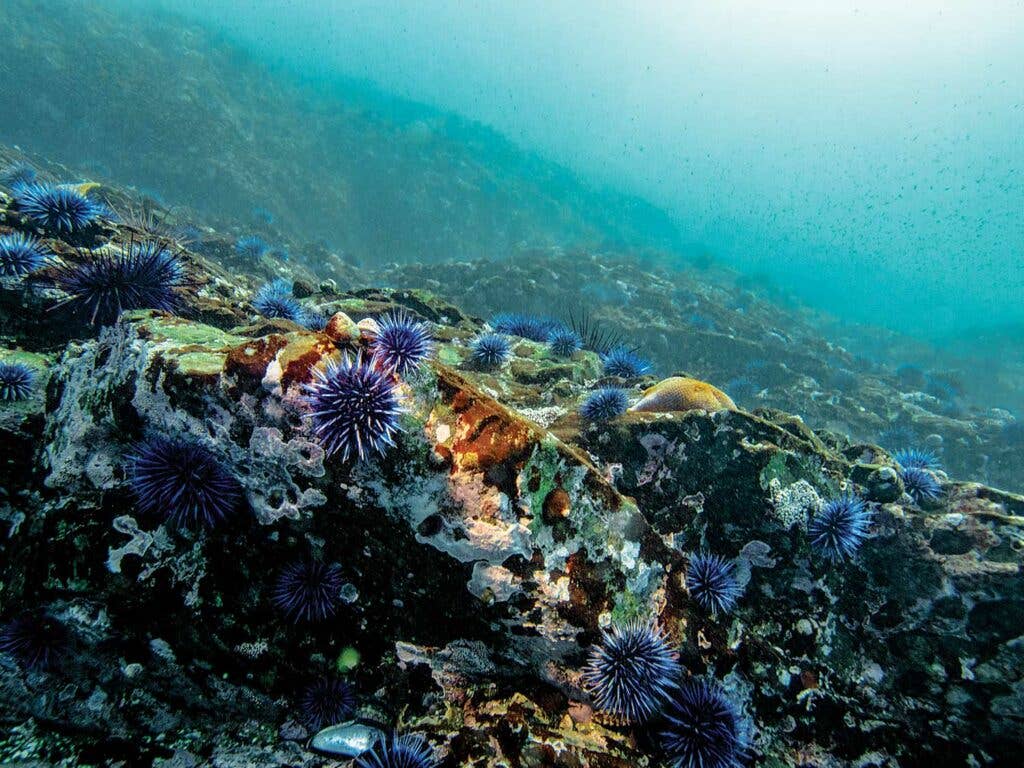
[523,439,564,535]
[435,344,463,367]
[174,351,227,377]
[129,311,247,349]
[760,450,833,497]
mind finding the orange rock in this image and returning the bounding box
[629,376,736,413]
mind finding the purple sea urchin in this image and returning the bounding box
[0,162,37,189]
[235,235,269,260]
[661,679,748,768]
[601,346,652,378]
[0,232,50,277]
[303,353,401,461]
[300,676,356,730]
[128,436,242,529]
[372,311,434,375]
[272,560,345,623]
[0,362,37,401]
[893,447,941,471]
[900,466,942,504]
[53,239,189,325]
[14,183,103,232]
[808,493,871,562]
[491,312,556,342]
[355,733,437,768]
[469,333,512,368]
[0,612,69,670]
[580,388,629,421]
[547,326,583,357]
[253,278,303,322]
[685,553,742,616]
[582,619,679,723]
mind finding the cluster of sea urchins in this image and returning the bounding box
[582,619,748,767]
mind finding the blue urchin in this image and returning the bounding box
[602,346,652,378]
[299,308,328,331]
[236,235,269,260]
[547,326,583,357]
[53,240,189,325]
[0,612,69,670]
[0,163,37,189]
[685,553,742,616]
[372,311,434,375]
[300,676,356,730]
[491,312,556,342]
[582,619,680,723]
[0,232,50,277]
[14,183,104,232]
[879,424,915,451]
[272,559,345,623]
[580,388,629,421]
[303,353,402,462]
[128,436,242,529]
[470,333,512,368]
[808,493,872,562]
[893,447,941,471]
[253,279,303,322]
[900,466,942,504]
[356,733,437,768]
[661,678,748,768]
[0,362,37,401]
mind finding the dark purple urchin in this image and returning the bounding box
[808,493,872,562]
[372,311,434,375]
[0,232,50,277]
[469,333,512,368]
[602,346,653,378]
[893,447,941,471]
[252,278,303,322]
[661,679,748,768]
[0,362,37,401]
[272,560,345,623]
[900,466,943,504]
[300,676,357,730]
[0,612,69,670]
[685,553,742,616]
[128,436,242,529]
[582,619,680,723]
[547,326,583,357]
[53,240,189,325]
[356,733,437,768]
[303,353,402,462]
[14,183,104,232]
[235,235,269,260]
[490,312,557,342]
[580,388,629,421]
[0,162,37,189]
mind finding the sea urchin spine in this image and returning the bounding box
[0,362,37,401]
[272,560,345,623]
[685,553,742,616]
[355,733,437,768]
[372,311,434,375]
[661,678,748,768]
[808,493,872,562]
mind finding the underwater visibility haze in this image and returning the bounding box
[0,1,1022,765]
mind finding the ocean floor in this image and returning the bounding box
[1,160,1023,767]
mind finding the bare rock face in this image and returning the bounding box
[2,301,1023,766]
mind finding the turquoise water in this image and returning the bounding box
[144,0,1023,341]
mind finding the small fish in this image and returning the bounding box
[629,376,736,413]
[311,719,385,757]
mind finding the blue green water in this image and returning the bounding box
[143,0,1023,342]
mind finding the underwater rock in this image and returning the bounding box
[629,375,736,413]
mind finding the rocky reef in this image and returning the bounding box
[1,174,1022,767]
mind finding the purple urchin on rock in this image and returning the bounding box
[685,553,742,616]
[547,326,583,357]
[0,612,69,670]
[128,435,242,529]
[13,183,104,232]
[893,447,941,471]
[372,311,434,375]
[303,353,402,462]
[272,560,345,623]
[469,333,512,368]
[356,733,437,768]
[582,619,680,723]
[300,676,357,730]
[661,678,749,768]
[808,493,872,562]
[252,278,303,322]
[53,239,189,325]
[0,232,50,277]
[0,361,37,401]
[601,346,652,378]
[579,388,629,421]
[900,466,943,504]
